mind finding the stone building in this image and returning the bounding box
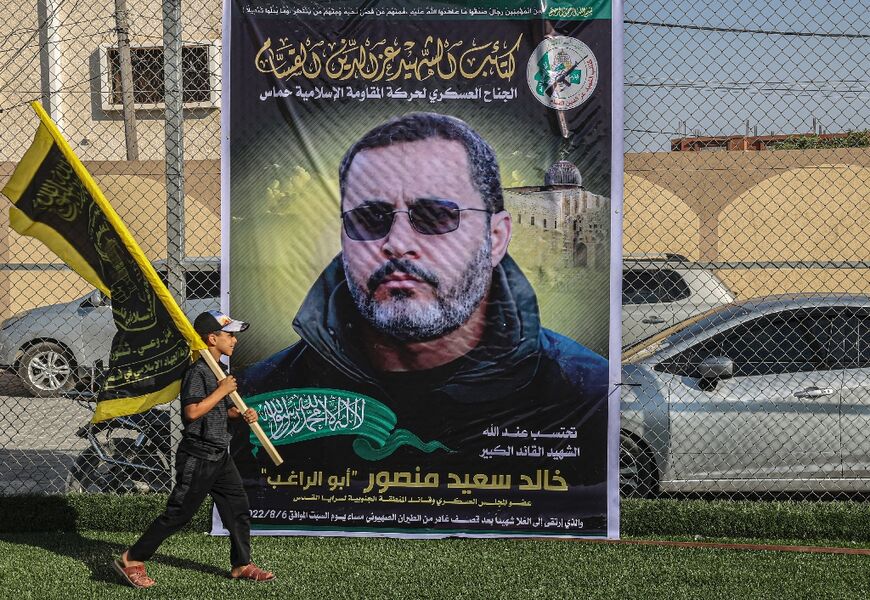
[504,161,611,269]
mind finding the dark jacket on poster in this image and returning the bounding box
[237,254,609,485]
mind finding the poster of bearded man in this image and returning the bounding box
[223,0,621,539]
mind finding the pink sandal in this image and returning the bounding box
[113,558,156,589]
[232,562,275,582]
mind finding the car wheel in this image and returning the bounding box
[18,342,76,397]
[620,432,658,498]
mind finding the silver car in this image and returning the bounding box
[0,260,219,397]
[621,294,870,495]
[622,255,735,345]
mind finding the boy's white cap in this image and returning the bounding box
[193,310,249,335]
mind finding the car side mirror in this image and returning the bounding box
[697,356,733,390]
[88,290,109,308]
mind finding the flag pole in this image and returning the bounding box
[198,349,283,466]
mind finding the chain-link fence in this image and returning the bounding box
[622,1,869,500]
[0,0,220,495]
[0,1,867,509]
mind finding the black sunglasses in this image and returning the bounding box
[341,198,491,241]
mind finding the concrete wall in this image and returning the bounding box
[0,0,221,163]
[624,147,870,299]
[0,159,220,316]
[0,145,868,318]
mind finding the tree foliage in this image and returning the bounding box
[771,130,870,150]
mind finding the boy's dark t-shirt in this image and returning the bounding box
[180,358,234,460]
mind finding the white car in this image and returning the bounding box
[622,255,734,346]
[0,260,219,397]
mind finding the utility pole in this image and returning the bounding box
[163,0,186,471]
[41,0,64,129]
[163,0,185,307]
[114,0,139,160]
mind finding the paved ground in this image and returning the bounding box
[0,374,178,495]
[0,374,91,494]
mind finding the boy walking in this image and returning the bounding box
[113,310,275,588]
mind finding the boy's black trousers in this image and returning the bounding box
[128,448,252,567]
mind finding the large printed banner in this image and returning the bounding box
[225,0,618,537]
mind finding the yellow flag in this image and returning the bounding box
[1,103,206,422]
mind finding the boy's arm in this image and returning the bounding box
[183,376,237,421]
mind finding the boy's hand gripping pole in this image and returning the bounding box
[199,349,283,466]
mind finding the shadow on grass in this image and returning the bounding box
[0,495,227,586]
[1,531,228,585]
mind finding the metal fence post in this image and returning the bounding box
[163,0,186,472]
[114,0,139,161]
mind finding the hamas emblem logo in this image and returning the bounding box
[527,36,598,111]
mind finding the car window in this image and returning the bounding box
[777,307,870,370]
[185,270,220,300]
[859,315,870,368]
[155,268,219,300]
[658,309,829,377]
[622,268,690,305]
[834,309,870,369]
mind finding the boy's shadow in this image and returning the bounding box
[0,496,227,585]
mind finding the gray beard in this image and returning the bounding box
[344,241,492,343]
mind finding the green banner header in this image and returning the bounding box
[242,0,611,21]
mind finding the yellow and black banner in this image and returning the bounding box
[1,102,205,422]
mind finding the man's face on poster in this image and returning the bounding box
[341,137,510,342]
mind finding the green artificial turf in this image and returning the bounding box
[621,498,870,542]
[6,495,870,544]
[0,531,868,599]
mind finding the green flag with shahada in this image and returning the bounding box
[1,102,206,422]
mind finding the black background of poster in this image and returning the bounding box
[230,13,612,215]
